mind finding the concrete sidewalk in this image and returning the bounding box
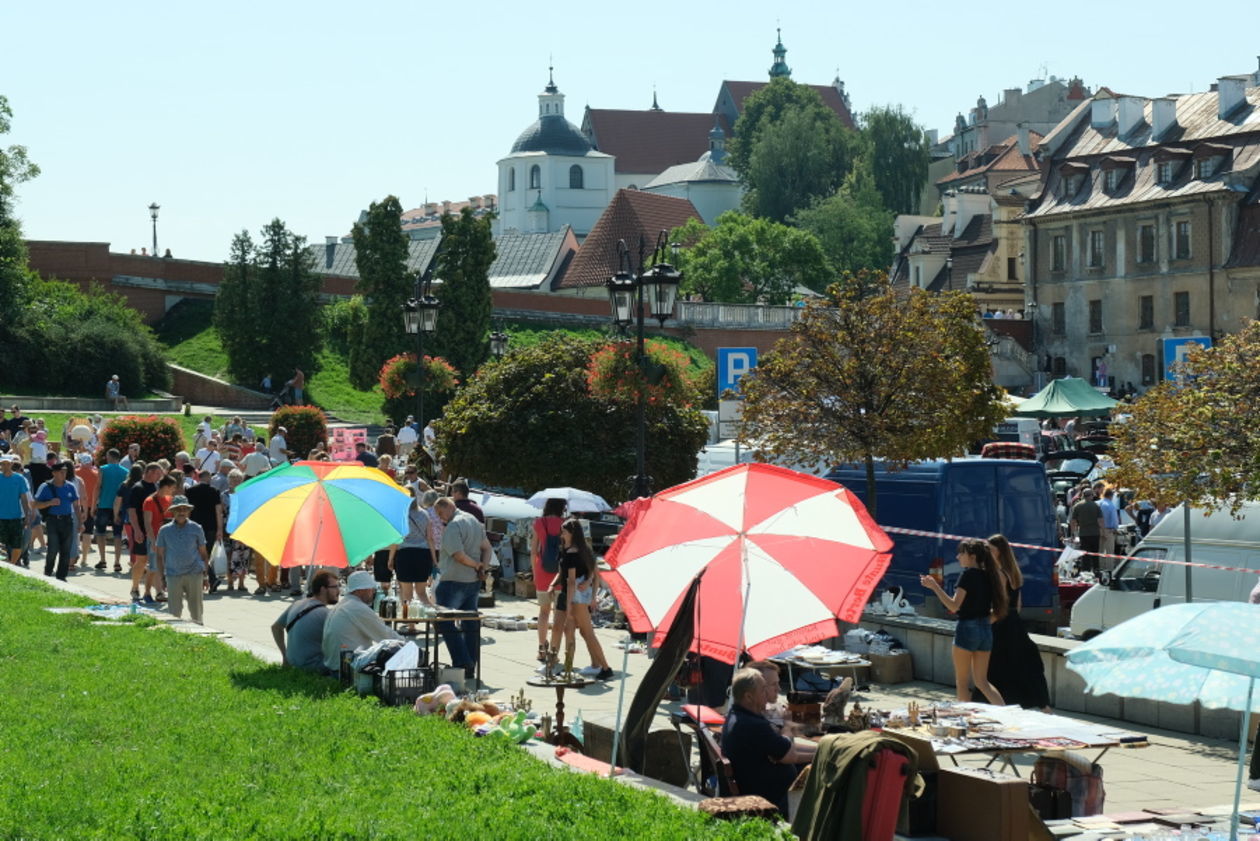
[9,558,1260,818]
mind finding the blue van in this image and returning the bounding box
[824,459,1060,632]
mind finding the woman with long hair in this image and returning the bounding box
[531,498,566,662]
[983,534,1052,710]
[921,539,1007,704]
[544,518,613,681]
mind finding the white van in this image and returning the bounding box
[1070,502,1260,639]
[994,417,1042,449]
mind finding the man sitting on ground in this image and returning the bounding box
[272,570,340,674]
[721,667,816,816]
[321,570,401,673]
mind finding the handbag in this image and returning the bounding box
[210,541,228,576]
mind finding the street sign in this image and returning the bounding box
[717,399,743,440]
[716,347,758,397]
[1161,336,1211,381]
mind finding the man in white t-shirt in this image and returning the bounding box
[268,427,289,465]
[242,442,272,478]
[397,419,418,460]
[195,439,222,474]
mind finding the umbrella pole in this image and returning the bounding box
[1231,677,1254,841]
[607,641,632,779]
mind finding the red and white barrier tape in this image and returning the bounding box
[879,525,1257,576]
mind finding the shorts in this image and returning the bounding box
[954,617,994,652]
[0,518,23,552]
[394,547,433,583]
[373,549,393,583]
[532,557,557,593]
[93,509,119,536]
[554,576,591,613]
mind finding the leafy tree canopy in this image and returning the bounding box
[671,212,832,305]
[1110,322,1260,514]
[739,270,1005,515]
[0,95,40,225]
[727,78,835,176]
[437,335,709,503]
[740,104,862,223]
[860,105,931,215]
[429,206,496,378]
[792,156,894,278]
[349,195,412,389]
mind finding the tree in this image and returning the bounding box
[740,104,862,222]
[349,195,412,389]
[738,271,1006,515]
[727,78,835,176]
[1110,323,1260,514]
[861,105,930,215]
[428,206,496,377]
[792,156,894,277]
[0,95,38,330]
[214,221,322,385]
[671,212,832,304]
[0,95,40,226]
[437,335,709,503]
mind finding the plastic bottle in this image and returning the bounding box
[571,710,584,744]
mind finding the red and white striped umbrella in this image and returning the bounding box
[603,463,893,664]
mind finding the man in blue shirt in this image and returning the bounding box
[0,455,34,567]
[720,668,815,816]
[1098,487,1121,571]
[34,461,79,581]
[155,496,208,624]
[94,448,128,571]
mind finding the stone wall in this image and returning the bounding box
[167,365,273,410]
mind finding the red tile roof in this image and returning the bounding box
[937,132,1042,185]
[584,109,716,176]
[555,190,702,290]
[721,80,855,129]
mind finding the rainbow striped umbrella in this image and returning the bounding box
[226,461,411,568]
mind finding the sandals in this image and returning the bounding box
[537,644,549,663]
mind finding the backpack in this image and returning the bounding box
[540,519,562,574]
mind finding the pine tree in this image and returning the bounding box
[429,207,496,376]
[349,196,411,388]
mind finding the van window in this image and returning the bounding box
[944,466,998,540]
[1114,547,1166,592]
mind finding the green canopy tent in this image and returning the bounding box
[1014,377,1118,418]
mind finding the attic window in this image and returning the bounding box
[1195,157,1219,179]
[1104,169,1120,192]
[1157,161,1175,184]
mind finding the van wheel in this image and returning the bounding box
[1080,629,1102,641]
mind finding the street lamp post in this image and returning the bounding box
[148,202,160,256]
[605,231,682,499]
[401,267,441,429]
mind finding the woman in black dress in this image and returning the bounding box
[984,533,1052,711]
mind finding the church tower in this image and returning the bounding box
[769,29,791,79]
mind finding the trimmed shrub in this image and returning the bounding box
[97,416,186,465]
[269,405,327,461]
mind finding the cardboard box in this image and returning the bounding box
[869,651,913,684]
[514,578,537,599]
[937,767,1030,841]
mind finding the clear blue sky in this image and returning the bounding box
[5,1,1257,262]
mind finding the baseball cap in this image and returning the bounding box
[347,570,376,591]
[168,495,193,509]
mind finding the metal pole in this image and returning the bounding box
[633,240,649,500]
[417,327,425,430]
[151,216,158,257]
[607,642,632,779]
[1229,677,1254,841]
[1184,503,1193,606]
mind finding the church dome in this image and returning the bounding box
[510,114,592,156]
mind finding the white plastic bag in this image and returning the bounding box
[210,541,228,576]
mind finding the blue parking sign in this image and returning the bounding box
[1162,336,1211,381]
[716,347,758,397]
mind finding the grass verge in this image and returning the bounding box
[155,299,230,380]
[27,413,268,454]
[0,572,776,840]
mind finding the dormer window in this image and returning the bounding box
[1059,162,1089,199]
[1195,158,1216,178]
[1100,156,1134,194]
[1157,162,1174,184]
[1104,169,1119,191]
[1154,147,1192,185]
[1192,143,1230,180]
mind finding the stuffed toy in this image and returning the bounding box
[445,699,501,724]
[485,709,537,744]
[414,684,457,716]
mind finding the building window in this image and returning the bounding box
[569,165,584,190]
[1007,257,1018,280]
[1088,230,1105,268]
[1052,235,1066,272]
[1141,353,1157,385]
[1138,223,1156,264]
[1104,169,1120,192]
[1139,295,1154,330]
[1051,302,1066,335]
[1052,356,1068,378]
[529,165,541,190]
[1173,220,1191,259]
[1157,161,1174,184]
[1195,157,1217,179]
[508,168,515,192]
[1063,175,1081,197]
[1088,299,1103,334]
[1174,291,1190,327]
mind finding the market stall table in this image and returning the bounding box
[382,611,481,686]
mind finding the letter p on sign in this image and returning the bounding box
[716,347,758,397]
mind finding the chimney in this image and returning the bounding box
[1117,96,1146,136]
[324,236,337,269]
[941,191,959,237]
[1253,56,1260,86]
[468,196,481,209]
[484,194,497,210]
[1090,96,1117,129]
[1004,87,1022,107]
[1218,75,1248,118]
[1152,97,1179,139]
[1016,123,1030,156]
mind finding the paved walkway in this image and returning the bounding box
[9,558,1260,820]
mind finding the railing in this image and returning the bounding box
[674,301,802,329]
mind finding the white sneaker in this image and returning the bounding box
[1248,777,1260,792]
[579,665,601,676]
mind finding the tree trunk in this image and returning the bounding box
[864,452,877,519]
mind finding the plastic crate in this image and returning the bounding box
[379,668,434,707]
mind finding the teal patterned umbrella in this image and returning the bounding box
[1067,602,1260,841]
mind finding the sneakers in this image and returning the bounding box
[141,594,156,606]
[130,589,140,602]
[595,667,615,681]
[578,665,602,677]
[1249,777,1260,792]
[94,561,107,570]
[155,592,168,602]
[254,586,267,595]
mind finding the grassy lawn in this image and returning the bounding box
[307,348,386,426]
[30,412,268,452]
[0,572,775,840]
[155,299,230,379]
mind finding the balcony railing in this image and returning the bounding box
[674,301,802,329]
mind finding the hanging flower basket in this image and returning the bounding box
[586,339,697,407]
[379,353,459,399]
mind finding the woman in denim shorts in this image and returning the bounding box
[921,539,1009,705]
